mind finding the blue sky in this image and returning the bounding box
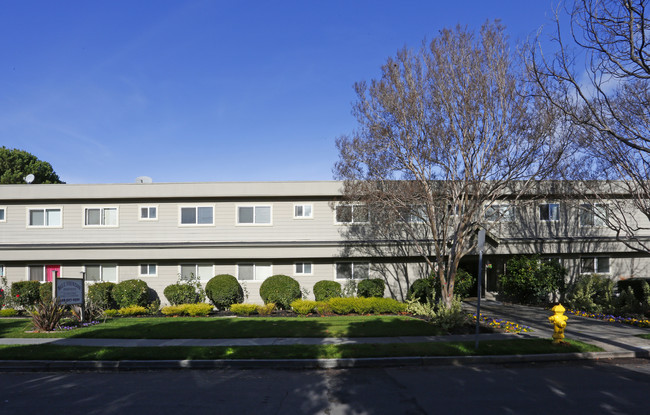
[1,0,561,184]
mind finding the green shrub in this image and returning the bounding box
[256,303,276,315]
[328,297,355,315]
[11,281,41,309]
[406,296,467,331]
[432,269,476,300]
[291,299,318,316]
[565,273,615,313]
[357,278,385,298]
[118,305,148,316]
[39,282,53,303]
[617,279,650,314]
[498,256,566,305]
[370,297,407,314]
[112,279,150,309]
[315,301,333,315]
[161,305,185,316]
[259,275,301,310]
[230,303,258,316]
[205,274,244,310]
[184,303,213,316]
[0,308,18,317]
[351,297,373,314]
[164,284,199,306]
[87,282,117,310]
[103,309,119,318]
[313,280,342,301]
[407,278,436,303]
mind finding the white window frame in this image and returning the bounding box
[84,264,118,283]
[139,263,158,277]
[579,204,607,227]
[294,262,313,276]
[83,207,119,228]
[539,203,560,222]
[237,262,273,281]
[334,204,369,224]
[236,205,273,226]
[178,264,213,281]
[485,204,514,223]
[580,257,610,274]
[335,262,370,280]
[0,206,6,222]
[399,205,427,223]
[293,204,313,219]
[27,207,63,228]
[178,205,214,226]
[0,264,4,278]
[139,206,158,221]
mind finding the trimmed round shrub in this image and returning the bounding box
[408,278,435,303]
[313,280,342,301]
[11,281,41,309]
[357,278,385,298]
[112,279,150,309]
[39,282,53,303]
[259,275,301,310]
[164,284,199,305]
[88,282,116,310]
[205,274,244,310]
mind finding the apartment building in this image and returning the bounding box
[0,180,648,304]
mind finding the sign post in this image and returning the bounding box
[475,229,486,350]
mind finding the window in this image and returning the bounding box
[335,204,369,224]
[0,265,4,277]
[85,265,117,282]
[485,204,514,222]
[294,204,313,219]
[295,262,313,275]
[28,208,62,227]
[539,203,559,222]
[84,207,118,227]
[237,206,272,224]
[180,206,213,225]
[580,257,610,274]
[0,207,5,222]
[180,264,212,281]
[140,206,157,220]
[237,263,272,281]
[398,206,426,223]
[580,204,607,227]
[336,262,370,280]
[139,264,157,277]
[29,265,45,282]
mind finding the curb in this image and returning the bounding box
[1,350,648,372]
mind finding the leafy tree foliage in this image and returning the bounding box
[0,147,63,184]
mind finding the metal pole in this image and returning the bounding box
[80,272,86,322]
[475,229,485,351]
[52,270,58,301]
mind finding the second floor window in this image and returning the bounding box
[539,203,559,221]
[140,206,157,220]
[336,204,369,224]
[238,206,271,224]
[85,207,118,226]
[580,204,607,227]
[485,204,514,222]
[0,207,5,222]
[294,204,313,218]
[29,208,62,227]
[180,206,213,225]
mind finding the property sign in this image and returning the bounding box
[55,278,84,305]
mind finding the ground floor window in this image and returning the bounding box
[336,262,370,280]
[85,264,117,282]
[139,264,157,277]
[294,262,312,275]
[238,263,272,281]
[580,257,610,274]
[180,264,212,281]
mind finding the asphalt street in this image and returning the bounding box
[1,360,649,415]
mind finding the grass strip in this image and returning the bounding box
[0,339,601,360]
[0,316,447,339]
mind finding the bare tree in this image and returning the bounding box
[529,0,650,252]
[334,22,565,308]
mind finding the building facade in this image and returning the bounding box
[0,180,648,305]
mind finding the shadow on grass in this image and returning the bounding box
[0,319,31,337]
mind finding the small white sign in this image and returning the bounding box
[56,278,84,305]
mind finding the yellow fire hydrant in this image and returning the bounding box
[548,304,568,344]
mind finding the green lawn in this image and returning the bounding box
[0,339,601,361]
[0,316,446,339]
